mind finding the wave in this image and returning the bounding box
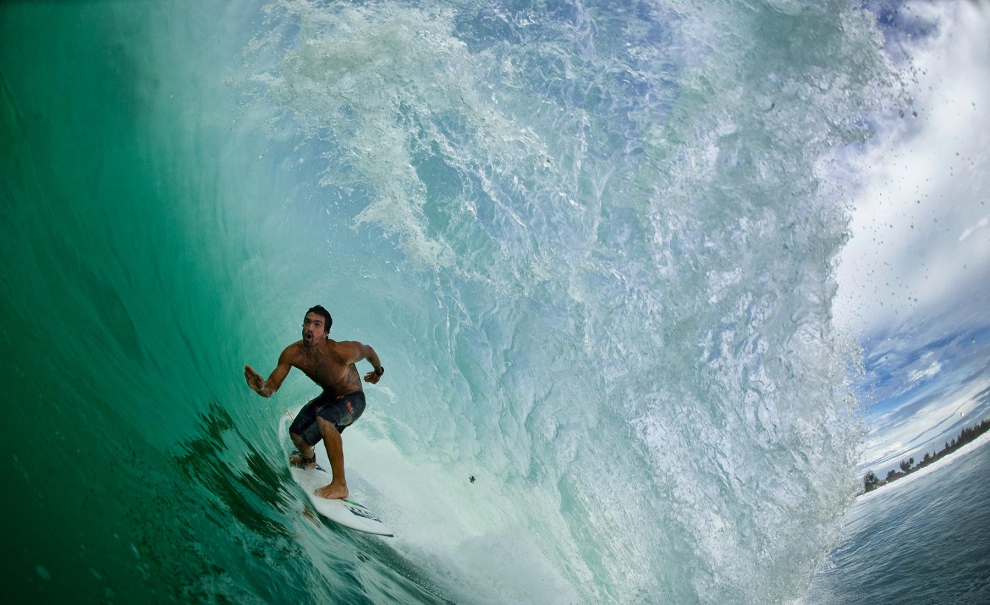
[1,0,900,602]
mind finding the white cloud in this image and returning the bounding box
[833,1,990,335]
[907,360,941,383]
[860,375,990,470]
[959,215,989,242]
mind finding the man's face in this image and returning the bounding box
[302,312,328,346]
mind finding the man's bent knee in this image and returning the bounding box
[316,416,341,437]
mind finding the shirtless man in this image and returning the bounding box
[244,305,383,500]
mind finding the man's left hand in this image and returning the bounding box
[364,367,384,384]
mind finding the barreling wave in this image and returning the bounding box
[2,0,898,603]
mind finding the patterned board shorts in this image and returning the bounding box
[289,390,366,446]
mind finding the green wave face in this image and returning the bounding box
[0,3,350,602]
[1,1,891,603]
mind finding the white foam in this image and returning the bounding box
[243,0,901,602]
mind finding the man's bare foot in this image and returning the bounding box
[314,482,348,500]
[289,451,317,469]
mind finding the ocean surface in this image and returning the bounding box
[804,438,990,605]
[0,1,947,603]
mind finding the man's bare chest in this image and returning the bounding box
[295,357,340,379]
[292,351,352,387]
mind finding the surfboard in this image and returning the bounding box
[289,464,394,537]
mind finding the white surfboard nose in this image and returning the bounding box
[290,466,394,536]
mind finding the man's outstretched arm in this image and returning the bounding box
[361,344,384,384]
[341,341,383,384]
[245,347,293,397]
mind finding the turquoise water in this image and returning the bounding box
[2,1,894,603]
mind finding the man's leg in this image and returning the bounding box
[313,416,348,500]
[289,432,317,468]
[288,402,320,468]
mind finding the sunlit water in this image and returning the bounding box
[0,1,922,603]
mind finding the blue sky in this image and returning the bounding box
[832,1,990,474]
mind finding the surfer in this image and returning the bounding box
[244,305,383,500]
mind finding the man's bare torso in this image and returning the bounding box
[286,340,363,397]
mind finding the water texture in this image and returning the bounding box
[1,1,899,603]
[804,440,990,604]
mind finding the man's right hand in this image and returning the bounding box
[244,365,265,393]
[244,349,293,398]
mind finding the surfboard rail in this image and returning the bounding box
[289,466,394,537]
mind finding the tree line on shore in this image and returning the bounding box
[863,417,990,492]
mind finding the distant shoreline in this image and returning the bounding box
[857,430,990,502]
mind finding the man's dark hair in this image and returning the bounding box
[306,305,332,335]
